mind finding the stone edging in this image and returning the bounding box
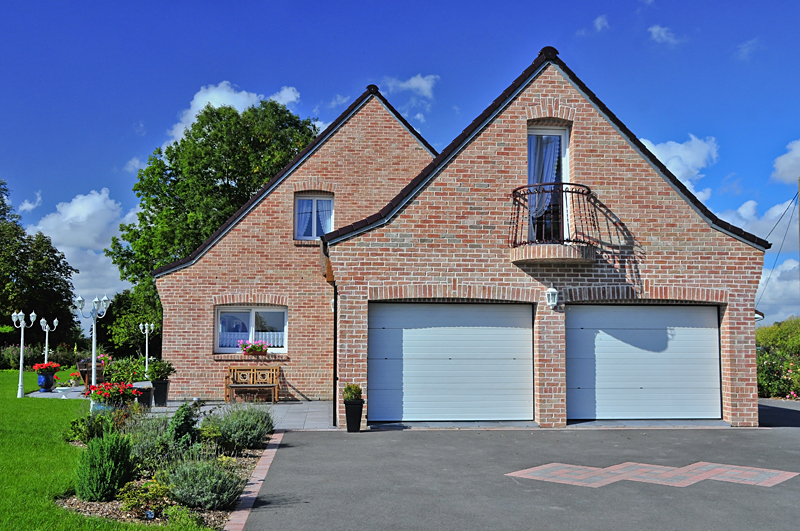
[223,429,285,531]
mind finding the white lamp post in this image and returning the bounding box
[74,295,111,387]
[40,317,58,364]
[138,323,155,378]
[11,310,36,398]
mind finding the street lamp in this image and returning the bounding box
[40,317,58,364]
[11,310,36,398]
[74,294,111,387]
[138,322,155,378]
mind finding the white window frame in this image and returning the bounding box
[214,306,288,354]
[294,194,334,240]
[527,126,571,240]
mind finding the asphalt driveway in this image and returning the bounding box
[245,402,800,531]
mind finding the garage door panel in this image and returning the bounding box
[566,329,719,358]
[566,305,721,420]
[368,303,533,422]
[566,358,721,389]
[369,304,532,330]
[567,388,722,419]
[566,305,719,330]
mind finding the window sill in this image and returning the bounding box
[213,352,291,363]
[294,240,320,247]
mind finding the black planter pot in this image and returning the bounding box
[344,399,364,433]
[152,380,170,407]
[135,387,153,407]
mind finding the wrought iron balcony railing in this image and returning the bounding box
[510,183,597,247]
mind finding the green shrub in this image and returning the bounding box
[124,414,188,474]
[756,348,799,398]
[105,356,146,384]
[148,358,176,380]
[118,480,172,518]
[163,505,204,528]
[343,383,362,401]
[75,432,134,501]
[166,459,246,510]
[64,407,138,444]
[0,343,43,370]
[168,402,202,446]
[200,403,273,453]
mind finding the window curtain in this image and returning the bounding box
[316,199,333,237]
[296,199,313,238]
[527,135,561,217]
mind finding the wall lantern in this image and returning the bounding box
[545,284,559,310]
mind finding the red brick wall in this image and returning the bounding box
[328,65,764,427]
[155,96,433,401]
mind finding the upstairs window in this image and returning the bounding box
[527,128,569,243]
[295,195,333,240]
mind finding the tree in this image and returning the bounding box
[106,100,318,284]
[0,179,82,346]
[95,286,162,359]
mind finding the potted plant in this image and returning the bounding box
[148,359,175,407]
[239,339,271,357]
[84,382,142,412]
[106,357,152,407]
[343,383,364,433]
[32,362,61,392]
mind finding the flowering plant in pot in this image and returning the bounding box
[33,362,62,392]
[84,382,142,406]
[238,340,271,355]
[342,383,364,433]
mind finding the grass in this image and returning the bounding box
[0,370,211,530]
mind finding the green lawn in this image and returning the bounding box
[0,370,208,530]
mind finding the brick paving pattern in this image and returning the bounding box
[507,461,798,488]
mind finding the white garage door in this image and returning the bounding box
[566,305,721,420]
[367,303,533,421]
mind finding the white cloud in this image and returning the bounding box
[648,25,681,45]
[756,259,800,326]
[716,198,799,255]
[26,188,138,300]
[413,113,425,124]
[313,120,332,135]
[134,121,146,137]
[383,74,440,99]
[641,134,718,202]
[772,139,800,184]
[18,191,42,212]
[594,15,609,32]
[123,157,146,174]
[269,86,300,106]
[166,81,264,145]
[735,38,760,61]
[328,94,350,109]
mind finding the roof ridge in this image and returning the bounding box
[323,47,770,251]
[153,86,437,278]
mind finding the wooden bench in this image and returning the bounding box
[224,365,280,403]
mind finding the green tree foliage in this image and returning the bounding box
[756,316,800,357]
[0,179,81,346]
[103,101,316,349]
[95,285,162,358]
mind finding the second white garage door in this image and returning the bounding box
[367,303,533,421]
[566,305,721,420]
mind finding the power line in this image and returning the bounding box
[756,195,798,308]
[764,191,799,240]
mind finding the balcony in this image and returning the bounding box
[510,183,597,264]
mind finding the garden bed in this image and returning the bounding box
[56,447,264,529]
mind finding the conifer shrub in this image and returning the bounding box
[75,432,133,501]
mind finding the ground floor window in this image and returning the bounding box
[215,307,287,353]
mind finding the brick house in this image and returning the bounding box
[152,85,436,402]
[320,47,769,428]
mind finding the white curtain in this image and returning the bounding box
[528,135,561,217]
[296,199,313,238]
[316,199,333,237]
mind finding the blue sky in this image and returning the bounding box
[1,0,798,324]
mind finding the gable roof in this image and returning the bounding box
[323,47,770,251]
[152,85,438,278]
